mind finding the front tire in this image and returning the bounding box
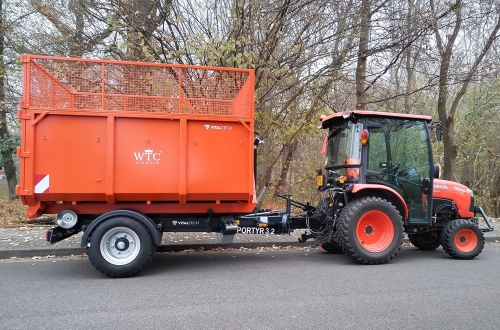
[338,197,404,264]
[441,219,485,260]
[87,217,156,277]
[408,232,441,250]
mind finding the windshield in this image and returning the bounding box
[326,121,362,176]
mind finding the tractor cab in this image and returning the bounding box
[322,111,435,225]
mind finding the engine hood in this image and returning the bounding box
[433,179,474,217]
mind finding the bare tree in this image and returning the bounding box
[0,0,18,200]
[355,0,371,109]
[430,0,500,180]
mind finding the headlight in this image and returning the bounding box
[467,188,474,197]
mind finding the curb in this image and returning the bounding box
[1,237,498,259]
[0,241,304,259]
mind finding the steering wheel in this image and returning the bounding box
[380,164,401,177]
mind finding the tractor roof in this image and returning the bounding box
[321,110,433,127]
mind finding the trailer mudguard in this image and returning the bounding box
[80,210,162,247]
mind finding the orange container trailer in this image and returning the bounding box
[17,55,256,219]
[16,55,272,277]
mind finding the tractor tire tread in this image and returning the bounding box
[337,196,403,265]
[440,219,485,260]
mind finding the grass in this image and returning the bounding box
[0,180,55,226]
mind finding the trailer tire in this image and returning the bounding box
[337,197,403,264]
[408,232,441,250]
[441,219,485,260]
[87,217,156,277]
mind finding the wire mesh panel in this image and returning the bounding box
[24,56,253,118]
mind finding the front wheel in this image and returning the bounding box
[441,219,485,260]
[337,197,404,264]
[87,217,156,277]
[408,232,441,250]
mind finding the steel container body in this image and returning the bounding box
[17,55,256,218]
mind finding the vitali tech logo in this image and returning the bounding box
[204,124,232,130]
[134,149,162,165]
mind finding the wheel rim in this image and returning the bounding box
[100,227,141,265]
[355,210,395,253]
[454,229,477,253]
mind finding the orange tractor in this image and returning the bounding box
[305,110,493,263]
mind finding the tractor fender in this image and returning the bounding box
[80,210,162,248]
[350,184,409,219]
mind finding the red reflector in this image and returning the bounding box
[361,129,369,145]
[320,134,327,155]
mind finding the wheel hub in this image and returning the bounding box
[454,228,478,253]
[115,237,129,251]
[100,227,141,265]
[355,210,395,253]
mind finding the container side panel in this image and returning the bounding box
[114,118,180,200]
[34,115,107,195]
[232,77,253,118]
[186,120,252,201]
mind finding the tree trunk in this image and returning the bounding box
[431,0,461,181]
[355,0,371,110]
[0,0,19,200]
[274,140,298,195]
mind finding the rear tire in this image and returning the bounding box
[408,232,441,250]
[338,197,403,264]
[87,217,156,277]
[441,219,485,260]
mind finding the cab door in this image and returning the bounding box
[366,118,433,224]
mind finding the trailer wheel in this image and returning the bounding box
[321,239,342,254]
[337,197,403,264]
[87,217,156,277]
[408,232,441,250]
[441,219,485,260]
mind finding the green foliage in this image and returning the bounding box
[453,78,500,214]
[0,133,20,153]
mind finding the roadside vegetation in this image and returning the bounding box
[0,180,54,226]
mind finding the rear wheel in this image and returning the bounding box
[408,232,441,250]
[337,197,403,264]
[441,219,485,260]
[87,217,156,277]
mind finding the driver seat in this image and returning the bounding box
[345,158,359,179]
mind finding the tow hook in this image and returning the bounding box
[298,231,314,243]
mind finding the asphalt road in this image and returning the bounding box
[1,244,500,330]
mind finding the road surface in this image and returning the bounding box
[1,244,499,329]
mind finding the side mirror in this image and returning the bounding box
[433,164,441,179]
[435,122,442,141]
[422,178,431,194]
[429,122,442,141]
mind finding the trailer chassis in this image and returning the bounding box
[46,194,325,248]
